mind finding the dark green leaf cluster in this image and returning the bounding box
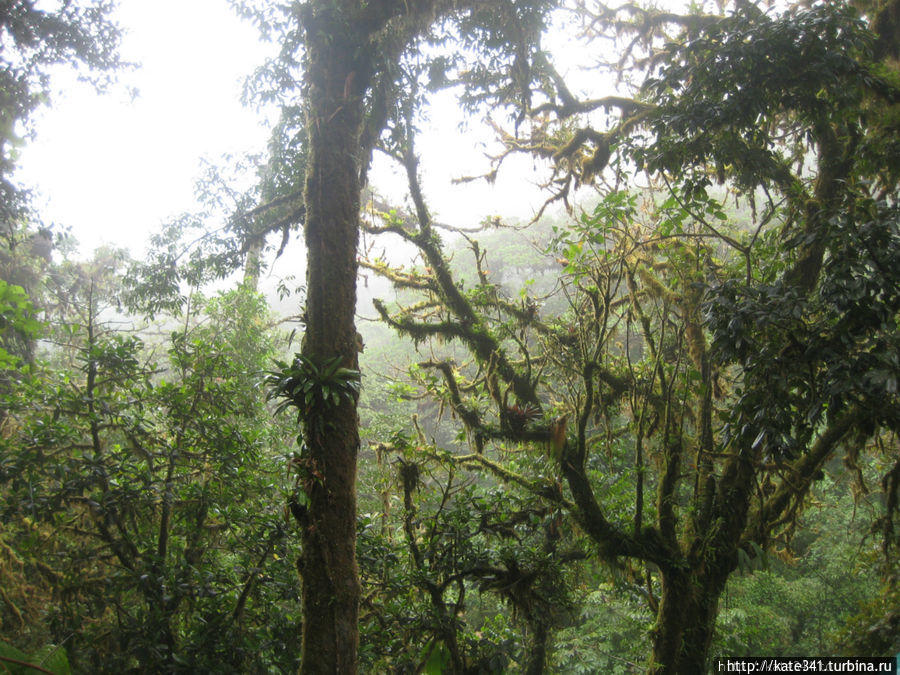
[707,200,900,459]
[637,3,884,191]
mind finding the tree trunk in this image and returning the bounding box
[242,237,263,291]
[297,13,365,674]
[523,618,550,675]
[649,568,724,674]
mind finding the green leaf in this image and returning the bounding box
[423,642,451,675]
[0,640,30,671]
[30,645,71,675]
[0,640,69,675]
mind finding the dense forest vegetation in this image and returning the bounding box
[1,0,899,672]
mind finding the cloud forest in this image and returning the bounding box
[1,0,899,672]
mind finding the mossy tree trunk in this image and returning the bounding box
[288,1,555,669]
[297,7,366,672]
[648,568,726,674]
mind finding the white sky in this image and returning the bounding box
[16,0,548,260]
[17,0,276,256]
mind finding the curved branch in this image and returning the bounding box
[743,408,862,547]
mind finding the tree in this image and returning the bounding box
[355,436,582,673]
[365,2,900,671]
[1,250,301,671]
[235,1,556,669]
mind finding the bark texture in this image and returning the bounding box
[298,7,366,672]
[649,569,724,674]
